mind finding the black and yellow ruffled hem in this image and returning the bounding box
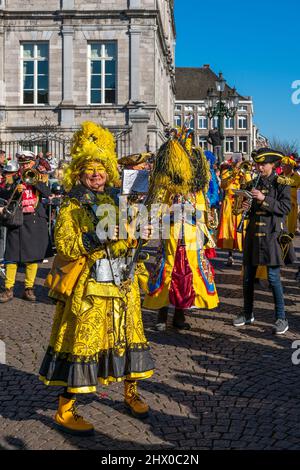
[39,370,154,394]
[39,345,154,394]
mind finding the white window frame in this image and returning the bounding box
[174,115,182,127]
[211,116,219,129]
[225,117,234,129]
[225,137,234,153]
[198,115,208,129]
[184,105,194,112]
[20,42,49,106]
[198,136,207,149]
[238,115,248,129]
[238,136,248,153]
[88,42,117,105]
[184,114,194,129]
[238,105,247,112]
[175,104,182,112]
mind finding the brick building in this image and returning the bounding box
[0,0,175,158]
[175,65,256,160]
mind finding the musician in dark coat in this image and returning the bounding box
[0,151,51,303]
[233,148,292,335]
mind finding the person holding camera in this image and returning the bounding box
[233,148,291,335]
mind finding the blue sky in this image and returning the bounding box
[174,0,300,150]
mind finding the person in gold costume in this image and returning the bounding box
[280,155,300,234]
[143,129,219,331]
[278,154,300,280]
[217,156,252,265]
[39,122,154,436]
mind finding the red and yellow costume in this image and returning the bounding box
[143,132,219,321]
[217,162,251,251]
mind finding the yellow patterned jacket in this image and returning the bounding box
[52,190,149,315]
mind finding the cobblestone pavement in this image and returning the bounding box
[0,240,300,451]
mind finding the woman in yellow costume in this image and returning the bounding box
[278,154,300,280]
[143,128,219,331]
[280,155,300,234]
[39,122,154,436]
[217,156,252,266]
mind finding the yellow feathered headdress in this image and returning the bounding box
[152,128,194,195]
[152,127,210,196]
[63,121,120,192]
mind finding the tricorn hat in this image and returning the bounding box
[117,152,154,167]
[251,148,284,164]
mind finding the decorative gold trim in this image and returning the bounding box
[255,222,266,226]
[254,233,266,237]
[68,386,97,394]
[39,370,155,393]
[255,152,283,162]
[39,376,69,387]
[262,201,269,207]
[261,190,268,194]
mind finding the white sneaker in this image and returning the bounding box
[155,322,167,332]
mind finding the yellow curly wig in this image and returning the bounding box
[64,121,120,192]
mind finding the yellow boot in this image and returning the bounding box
[124,380,149,419]
[54,396,94,436]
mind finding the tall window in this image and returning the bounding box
[21,43,49,105]
[174,115,182,127]
[225,137,234,153]
[198,136,208,150]
[89,42,116,104]
[211,116,219,129]
[238,116,248,129]
[198,115,208,129]
[184,114,194,129]
[225,117,234,129]
[238,137,248,153]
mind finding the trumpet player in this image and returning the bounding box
[233,148,291,335]
[0,151,51,303]
[217,154,252,266]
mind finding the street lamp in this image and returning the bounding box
[204,72,239,162]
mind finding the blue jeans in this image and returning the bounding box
[243,265,286,320]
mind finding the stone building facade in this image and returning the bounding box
[0,0,175,158]
[175,66,256,160]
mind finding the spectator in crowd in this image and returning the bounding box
[0,151,51,303]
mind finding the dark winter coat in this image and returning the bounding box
[243,172,292,267]
[0,182,51,263]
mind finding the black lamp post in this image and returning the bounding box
[205,72,239,162]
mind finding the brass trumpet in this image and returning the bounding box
[239,161,252,172]
[21,168,40,185]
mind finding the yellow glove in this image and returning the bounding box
[17,183,26,193]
